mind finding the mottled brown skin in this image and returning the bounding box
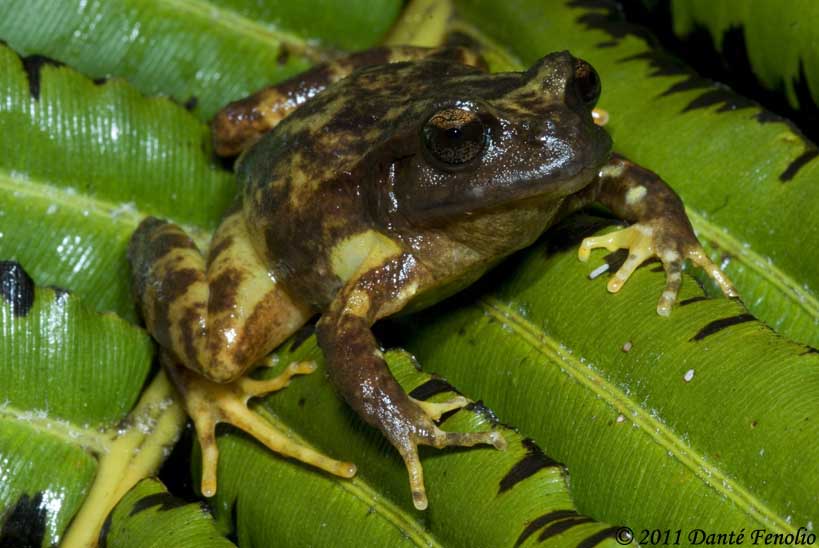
[129,46,735,510]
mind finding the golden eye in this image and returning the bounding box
[422,107,486,167]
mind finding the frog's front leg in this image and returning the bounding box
[573,154,738,315]
[128,206,355,496]
[316,254,506,510]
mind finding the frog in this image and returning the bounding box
[128,46,736,511]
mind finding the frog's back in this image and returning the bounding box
[239,59,487,204]
[236,58,500,305]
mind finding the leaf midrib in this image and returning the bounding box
[0,404,109,453]
[254,406,441,548]
[0,170,212,248]
[479,295,796,534]
[163,0,333,63]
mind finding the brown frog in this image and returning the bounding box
[128,46,736,510]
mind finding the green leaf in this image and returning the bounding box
[667,0,819,111]
[0,264,163,546]
[0,41,232,320]
[2,0,818,545]
[0,27,623,546]
[209,343,625,548]
[399,216,819,532]
[0,0,402,119]
[453,0,819,349]
[103,478,236,548]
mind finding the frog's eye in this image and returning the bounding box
[573,59,601,109]
[422,107,486,168]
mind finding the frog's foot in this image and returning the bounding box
[396,396,507,510]
[578,222,737,316]
[411,395,470,421]
[165,356,357,497]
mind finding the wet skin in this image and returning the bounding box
[128,46,736,510]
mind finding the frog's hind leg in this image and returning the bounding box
[165,354,355,497]
[128,206,356,496]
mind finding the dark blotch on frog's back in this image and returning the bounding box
[207,268,243,316]
[0,261,35,317]
[264,58,518,192]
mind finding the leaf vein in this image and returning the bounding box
[0,405,109,453]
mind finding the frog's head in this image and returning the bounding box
[389,51,612,225]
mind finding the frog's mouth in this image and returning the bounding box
[405,161,604,225]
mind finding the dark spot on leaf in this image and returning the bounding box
[226,498,240,544]
[0,492,47,548]
[276,44,291,66]
[0,261,35,316]
[465,400,502,426]
[619,7,819,142]
[690,313,755,342]
[682,87,755,113]
[97,509,114,548]
[679,296,708,306]
[754,110,783,124]
[538,517,595,540]
[289,323,316,352]
[619,50,687,78]
[158,423,197,502]
[791,59,819,134]
[595,40,618,48]
[21,54,63,100]
[576,526,623,548]
[514,510,579,547]
[184,96,198,111]
[297,397,306,407]
[408,377,459,401]
[47,285,70,300]
[658,75,709,97]
[129,492,188,516]
[92,77,108,86]
[779,148,819,182]
[568,0,656,46]
[499,438,561,494]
